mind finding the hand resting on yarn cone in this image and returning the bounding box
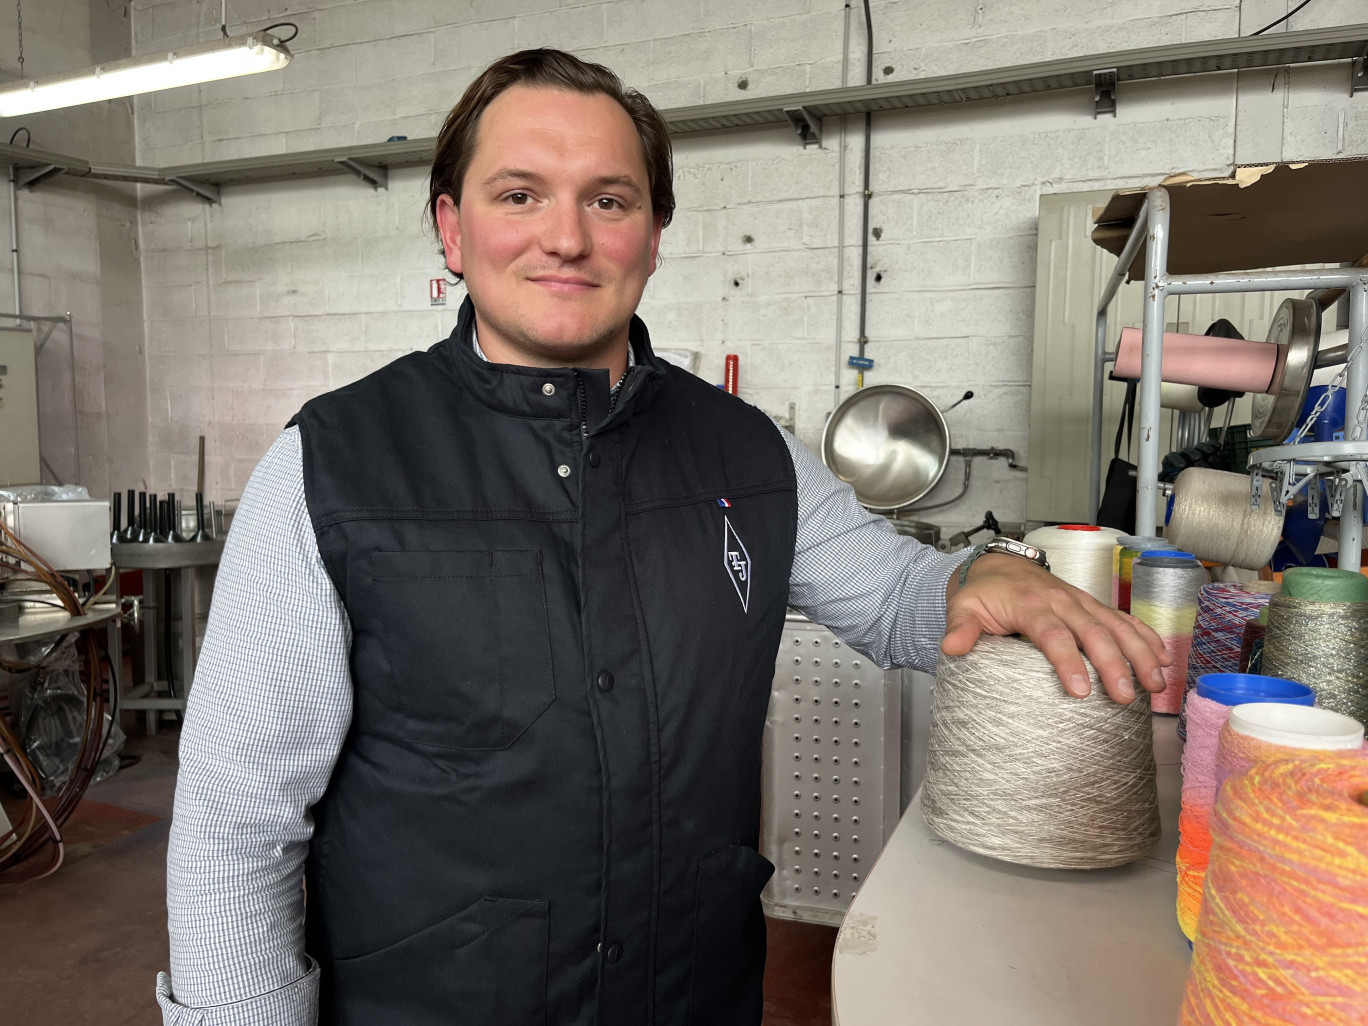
[944,552,1171,704]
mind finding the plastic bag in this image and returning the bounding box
[18,637,122,795]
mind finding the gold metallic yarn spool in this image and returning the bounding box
[1263,593,1368,724]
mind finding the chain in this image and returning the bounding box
[1292,337,1366,443]
[16,0,23,77]
[1351,323,1368,441]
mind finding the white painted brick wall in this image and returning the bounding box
[0,0,148,497]
[115,0,1368,524]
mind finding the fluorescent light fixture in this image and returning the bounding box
[0,32,291,117]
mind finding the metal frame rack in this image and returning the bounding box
[1089,185,1367,573]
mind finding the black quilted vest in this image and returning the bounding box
[291,298,797,1026]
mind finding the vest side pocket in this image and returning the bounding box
[687,844,775,1026]
[369,549,555,750]
[328,895,548,1026]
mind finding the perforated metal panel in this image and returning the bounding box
[760,614,902,926]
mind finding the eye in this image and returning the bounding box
[506,192,531,206]
[595,196,623,211]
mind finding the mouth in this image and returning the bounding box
[528,275,599,293]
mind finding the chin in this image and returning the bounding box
[519,314,616,353]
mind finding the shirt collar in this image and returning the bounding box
[471,324,636,388]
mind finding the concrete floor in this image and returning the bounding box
[1,722,836,1025]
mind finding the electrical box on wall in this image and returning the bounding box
[0,331,40,486]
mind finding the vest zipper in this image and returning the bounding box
[575,370,588,441]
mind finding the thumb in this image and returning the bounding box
[941,610,984,657]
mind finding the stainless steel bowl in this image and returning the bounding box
[821,384,951,511]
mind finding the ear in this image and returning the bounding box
[435,193,463,277]
[647,213,664,278]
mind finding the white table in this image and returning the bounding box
[832,718,1189,1025]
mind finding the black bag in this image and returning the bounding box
[1097,380,1137,533]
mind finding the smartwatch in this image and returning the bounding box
[956,537,1050,587]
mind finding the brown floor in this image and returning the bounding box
[1,722,835,1025]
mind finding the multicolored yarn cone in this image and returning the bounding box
[1175,679,1313,942]
[1180,751,1368,1025]
[1178,582,1277,738]
[1131,553,1206,714]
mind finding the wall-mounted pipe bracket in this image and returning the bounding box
[783,106,823,147]
[16,164,62,189]
[1093,68,1118,117]
[166,176,220,204]
[336,158,388,190]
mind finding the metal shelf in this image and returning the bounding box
[0,603,120,647]
[3,23,1366,200]
[1089,188,1368,572]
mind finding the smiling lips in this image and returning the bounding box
[528,274,599,292]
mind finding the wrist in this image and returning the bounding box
[953,537,1050,591]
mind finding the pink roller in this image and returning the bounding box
[1113,328,1279,393]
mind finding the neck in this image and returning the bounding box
[471,313,630,383]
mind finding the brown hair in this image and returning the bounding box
[427,48,675,256]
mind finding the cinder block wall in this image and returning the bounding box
[125,0,1366,527]
[0,0,148,497]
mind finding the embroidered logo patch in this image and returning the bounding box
[723,515,751,613]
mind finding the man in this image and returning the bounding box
[158,49,1166,1026]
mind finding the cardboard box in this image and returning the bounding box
[1091,158,1368,277]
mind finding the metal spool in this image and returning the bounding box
[820,385,951,511]
[1252,297,1320,441]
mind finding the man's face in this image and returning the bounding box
[436,85,662,368]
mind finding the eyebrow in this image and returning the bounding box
[480,167,644,196]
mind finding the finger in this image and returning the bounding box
[1119,610,1172,666]
[1099,609,1169,693]
[1013,609,1093,698]
[1071,593,1170,691]
[1064,610,1140,705]
[941,610,984,657]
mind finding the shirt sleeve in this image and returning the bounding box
[160,425,350,1026]
[783,427,967,672]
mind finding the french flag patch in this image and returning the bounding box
[717,498,732,508]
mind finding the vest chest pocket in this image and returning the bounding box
[370,550,555,750]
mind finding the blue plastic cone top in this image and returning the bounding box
[1195,673,1315,708]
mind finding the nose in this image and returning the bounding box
[539,200,592,262]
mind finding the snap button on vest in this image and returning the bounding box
[605,942,623,964]
[542,382,556,396]
[597,671,614,693]
[557,464,571,478]
[588,449,601,468]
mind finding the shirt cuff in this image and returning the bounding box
[911,547,966,642]
[157,961,319,1026]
